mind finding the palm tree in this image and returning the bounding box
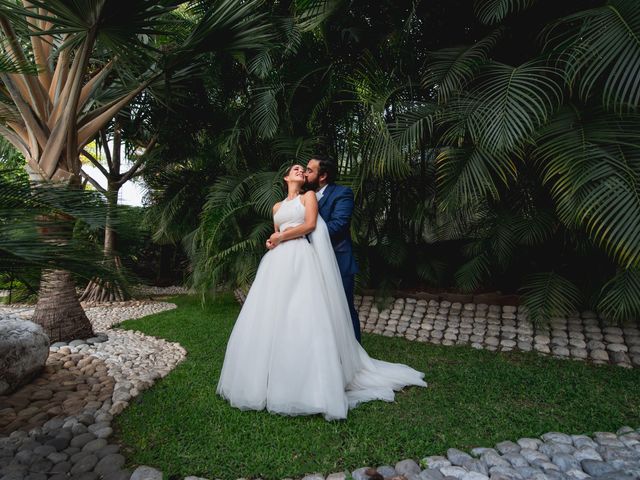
[0,0,273,341]
[384,0,640,322]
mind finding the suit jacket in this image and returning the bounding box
[317,183,359,276]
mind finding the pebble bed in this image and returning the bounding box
[354,295,640,369]
[1,291,639,480]
[0,300,183,480]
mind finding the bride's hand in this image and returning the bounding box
[269,232,282,246]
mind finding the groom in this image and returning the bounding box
[304,155,361,343]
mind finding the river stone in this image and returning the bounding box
[70,433,96,448]
[588,473,634,480]
[422,456,451,469]
[580,459,616,476]
[486,465,522,479]
[502,453,528,468]
[418,470,445,480]
[50,460,72,473]
[0,319,49,395]
[375,466,395,477]
[516,438,541,450]
[460,471,488,480]
[461,459,487,475]
[131,466,162,480]
[551,453,579,472]
[70,454,98,474]
[539,442,574,457]
[481,451,510,468]
[496,441,520,454]
[47,452,68,464]
[301,474,324,480]
[102,470,132,480]
[440,465,468,478]
[541,433,573,445]
[395,459,421,476]
[573,447,602,462]
[571,436,597,449]
[351,467,372,480]
[82,439,107,453]
[447,449,472,466]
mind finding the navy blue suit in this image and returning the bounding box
[317,183,361,343]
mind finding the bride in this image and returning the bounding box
[216,164,427,420]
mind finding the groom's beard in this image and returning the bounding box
[303,179,319,192]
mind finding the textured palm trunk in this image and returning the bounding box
[32,269,94,343]
[31,187,94,342]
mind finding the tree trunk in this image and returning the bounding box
[80,181,130,302]
[80,125,130,303]
[32,269,94,342]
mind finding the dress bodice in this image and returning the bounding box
[274,195,305,232]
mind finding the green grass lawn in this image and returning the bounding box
[114,295,640,480]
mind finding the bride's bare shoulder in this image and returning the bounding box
[300,190,317,206]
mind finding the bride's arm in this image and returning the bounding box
[266,202,282,249]
[269,191,317,246]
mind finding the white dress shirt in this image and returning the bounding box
[316,184,328,200]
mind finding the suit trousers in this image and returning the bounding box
[341,273,361,343]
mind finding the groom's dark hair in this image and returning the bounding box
[312,154,338,184]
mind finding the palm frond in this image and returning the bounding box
[512,208,558,245]
[250,85,281,139]
[543,0,640,111]
[181,0,274,58]
[436,146,518,208]
[534,107,640,267]
[455,253,491,292]
[388,102,437,153]
[467,60,564,154]
[474,0,538,25]
[519,271,583,323]
[423,28,503,102]
[596,267,640,324]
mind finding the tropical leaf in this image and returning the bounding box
[181,0,274,58]
[533,107,640,267]
[248,49,273,79]
[251,85,281,139]
[519,272,583,323]
[455,253,491,292]
[543,0,640,111]
[248,169,287,218]
[436,146,518,207]
[423,28,503,102]
[596,267,640,324]
[294,0,339,33]
[466,60,564,154]
[388,102,437,153]
[512,208,558,245]
[474,0,538,25]
[377,234,407,268]
[416,258,448,286]
[271,135,317,163]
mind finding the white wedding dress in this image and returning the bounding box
[216,195,427,420]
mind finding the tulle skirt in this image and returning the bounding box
[217,232,427,421]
